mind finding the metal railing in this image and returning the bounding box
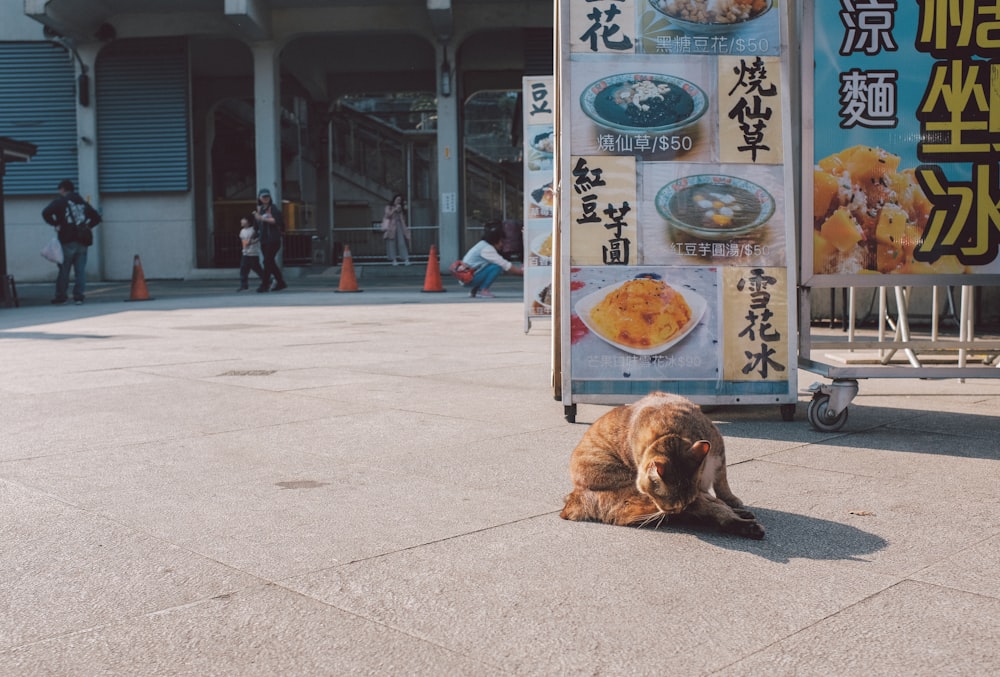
[212,230,321,268]
[320,224,438,264]
[330,103,526,256]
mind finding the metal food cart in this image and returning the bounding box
[551,1,1000,428]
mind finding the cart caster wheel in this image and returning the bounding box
[564,404,577,424]
[780,403,796,422]
[807,394,848,432]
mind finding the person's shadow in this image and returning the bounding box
[663,507,887,563]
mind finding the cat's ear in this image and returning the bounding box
[651,460,666,480]
[691,440,711,456]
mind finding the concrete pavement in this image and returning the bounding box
[2,268,999,675]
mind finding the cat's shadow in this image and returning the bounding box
[659,507,888,564]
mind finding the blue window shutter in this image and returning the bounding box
[0,42,78,195]
[96,38,190,192]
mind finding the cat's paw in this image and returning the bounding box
[740,520,766,540]
[733,508,757,520]
[724,517,765,539]
[560,492,587,521]
[559,504,581,521]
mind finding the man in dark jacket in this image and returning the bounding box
[42,179,102,304]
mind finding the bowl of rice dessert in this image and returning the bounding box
[649,0,772,35]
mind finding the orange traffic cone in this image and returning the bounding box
[335,245,362,292]
[126,254,152,301]
[421,245,446,293]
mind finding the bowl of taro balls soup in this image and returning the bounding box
[655,174,775,240]
[649,0,773,35]
[580,73,708,135]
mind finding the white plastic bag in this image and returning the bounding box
[41,236,63,264]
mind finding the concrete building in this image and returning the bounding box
[0,0,552,283]
[2,1,996,329]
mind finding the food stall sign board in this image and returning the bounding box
[556,0,799,420]
[803,0,1000,288]
[523,76,556,332]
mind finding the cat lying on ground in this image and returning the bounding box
[560,392,765,539]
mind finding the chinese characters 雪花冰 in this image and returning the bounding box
[736,268,785,379]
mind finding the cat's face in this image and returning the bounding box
[636,437,710,514]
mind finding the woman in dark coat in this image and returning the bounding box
[254,188,287,292]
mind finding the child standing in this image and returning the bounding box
[238,217,264,291]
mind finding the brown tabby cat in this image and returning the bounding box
[560,392,765,539]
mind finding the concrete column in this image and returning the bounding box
[76,43,102,277]
[251,42,281,202]
[435,42,460,267]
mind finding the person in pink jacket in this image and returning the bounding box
[381,194,411,265]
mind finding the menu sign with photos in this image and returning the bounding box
[558,0,797,407]
[806,1,1000,285]
[523,76,555,328]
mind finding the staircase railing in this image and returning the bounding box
[324,103,524,263]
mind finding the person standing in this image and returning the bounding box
[42,179,102,305]
[461,221,523,298]
[254,188,287,292]
[237,216,264,291]
[381,194,411,265]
